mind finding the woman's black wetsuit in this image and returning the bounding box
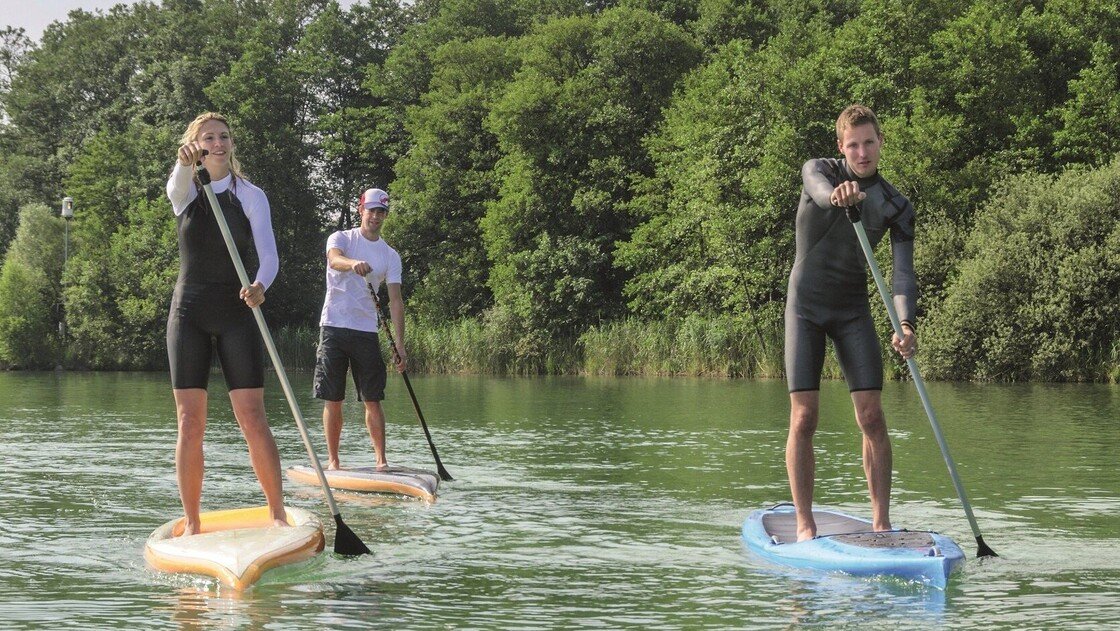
[166,181,263,390]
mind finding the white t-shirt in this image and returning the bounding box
[319,228,402,333]
[165,162,279,289]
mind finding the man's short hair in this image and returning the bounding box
[836,104,881,140]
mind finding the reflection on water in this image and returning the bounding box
[0,372,1117,629]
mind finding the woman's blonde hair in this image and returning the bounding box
[179,112,245,180]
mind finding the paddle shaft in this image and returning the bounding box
[850,217,996,557]
[194,163,366,553]
[366,280,453,481]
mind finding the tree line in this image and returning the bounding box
[0,0,1117,381]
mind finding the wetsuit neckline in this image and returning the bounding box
[841,160,882,187]
[195,171,236,194]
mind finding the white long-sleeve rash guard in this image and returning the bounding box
[166,162,279,289]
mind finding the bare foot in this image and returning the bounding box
[796,520,817,542]
[375,461,388,470]
[180,520,201,537]
[272,518,291,528]
[873,521,892,532]
[327,460,340,471]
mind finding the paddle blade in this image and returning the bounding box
[333,514,371,556]
[437,464,454,482]
[976,535,998,558]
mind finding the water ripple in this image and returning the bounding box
[0,374,1117,629]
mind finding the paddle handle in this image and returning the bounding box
[851,218,995,557]
[196,167,343,519]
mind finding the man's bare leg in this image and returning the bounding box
[323,400,344,470]
[363,401,387,468]
[852,389,892,531]
[787,390,820,541]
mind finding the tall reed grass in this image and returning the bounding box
[580,315,785,377]
[271,325,319,372]
[272,316,868,382]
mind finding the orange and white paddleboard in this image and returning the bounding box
[287,465,439,503]
[145,506,324,590]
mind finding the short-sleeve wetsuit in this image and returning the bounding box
[784,158,917,392]
[165,163,279,390]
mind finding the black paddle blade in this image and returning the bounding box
[437,464,454,482]
[976,535,998,558]
[333,514,371,556]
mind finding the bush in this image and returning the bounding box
[0,203,65,368]
[923,160,1120,381]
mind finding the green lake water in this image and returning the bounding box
[1,371,1117,629]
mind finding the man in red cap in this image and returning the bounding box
[313,187,407,469]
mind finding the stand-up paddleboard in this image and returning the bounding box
[287,465,439,503]
[145,506,324,590]
[742,504,965,589]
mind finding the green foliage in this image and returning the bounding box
[107,196,179,369]
[923,160,1120,381]
[1053,41,1120,166]
[296,0,410,230]
[483,7,703,345]
[616,34,805,320]
[1,0,1119,380]
[387,35,519,322]
[0,203,65,367]
[374,0,587,176]
[689,0,778,51]
[619,0,700,25]
[0,29,34,257]
[0,260,57,367]
[206,9,326,327]
[60,129,147,368]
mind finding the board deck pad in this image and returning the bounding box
[287,464,439,502]
[832,531,938,548]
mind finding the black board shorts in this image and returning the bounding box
[313,326,386,402]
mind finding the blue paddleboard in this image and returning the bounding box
[742,503,965,589]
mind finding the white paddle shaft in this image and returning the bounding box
[196,170,342,519]
[851,219,986,542]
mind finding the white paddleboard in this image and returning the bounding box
[287,465,439,502]
[145,505,324,590]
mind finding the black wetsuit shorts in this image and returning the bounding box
[784,302,883,392]
[167,285,263,390]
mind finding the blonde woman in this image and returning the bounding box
[165,112,286,534]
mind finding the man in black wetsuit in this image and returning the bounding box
[784,104,917,541]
